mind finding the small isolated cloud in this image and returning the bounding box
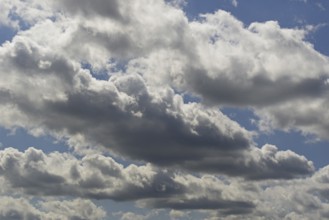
[316,3,326,11]
[231,0,238,7]
[169,210,189,219]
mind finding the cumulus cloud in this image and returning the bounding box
[183,12,329,139]
[1,0,329,218]
[0,28,315,179]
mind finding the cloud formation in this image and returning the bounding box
[0,147,328,219]
[0,26,314,179]
[1,0,329,219]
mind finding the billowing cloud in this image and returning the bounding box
[2,0,328,142]
[0,38,314,179]
[183,12,329,106]
[1,0,329,219]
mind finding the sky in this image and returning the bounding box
[0,0,329,219]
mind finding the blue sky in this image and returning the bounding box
[1,0,329,219]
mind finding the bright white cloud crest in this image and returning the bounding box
[0,0,329,219]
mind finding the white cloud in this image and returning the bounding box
[169,210,189,219]
[0,0,52,29]
[231,0,238,7]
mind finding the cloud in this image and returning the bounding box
[119,212,146,220]
[181,12,329,139]
[0,147,256,215]
[129,10,328,107]
[0,36,314,179]
[1,0,329,218]
[231,0,238,7]
[0,197,106,220]
[116,211,162,220]
[52,0,123,21]
[0,147,184,201]
[0,147,328,219]
[169,210,189,219]
[0,0,52,29]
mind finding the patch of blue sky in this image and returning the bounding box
[7,9,31,31]
[81,58,131,81]
[0,127,68,153]
[81,62,110,81]
[309,24,329,56]
[220,107,258,131]
[183,0,228,20]
[0,25,16,45]
[182,92,202,104]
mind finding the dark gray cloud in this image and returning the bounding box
[144,197,254,213]
[187,66,328,107]
[54,0,123,20]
